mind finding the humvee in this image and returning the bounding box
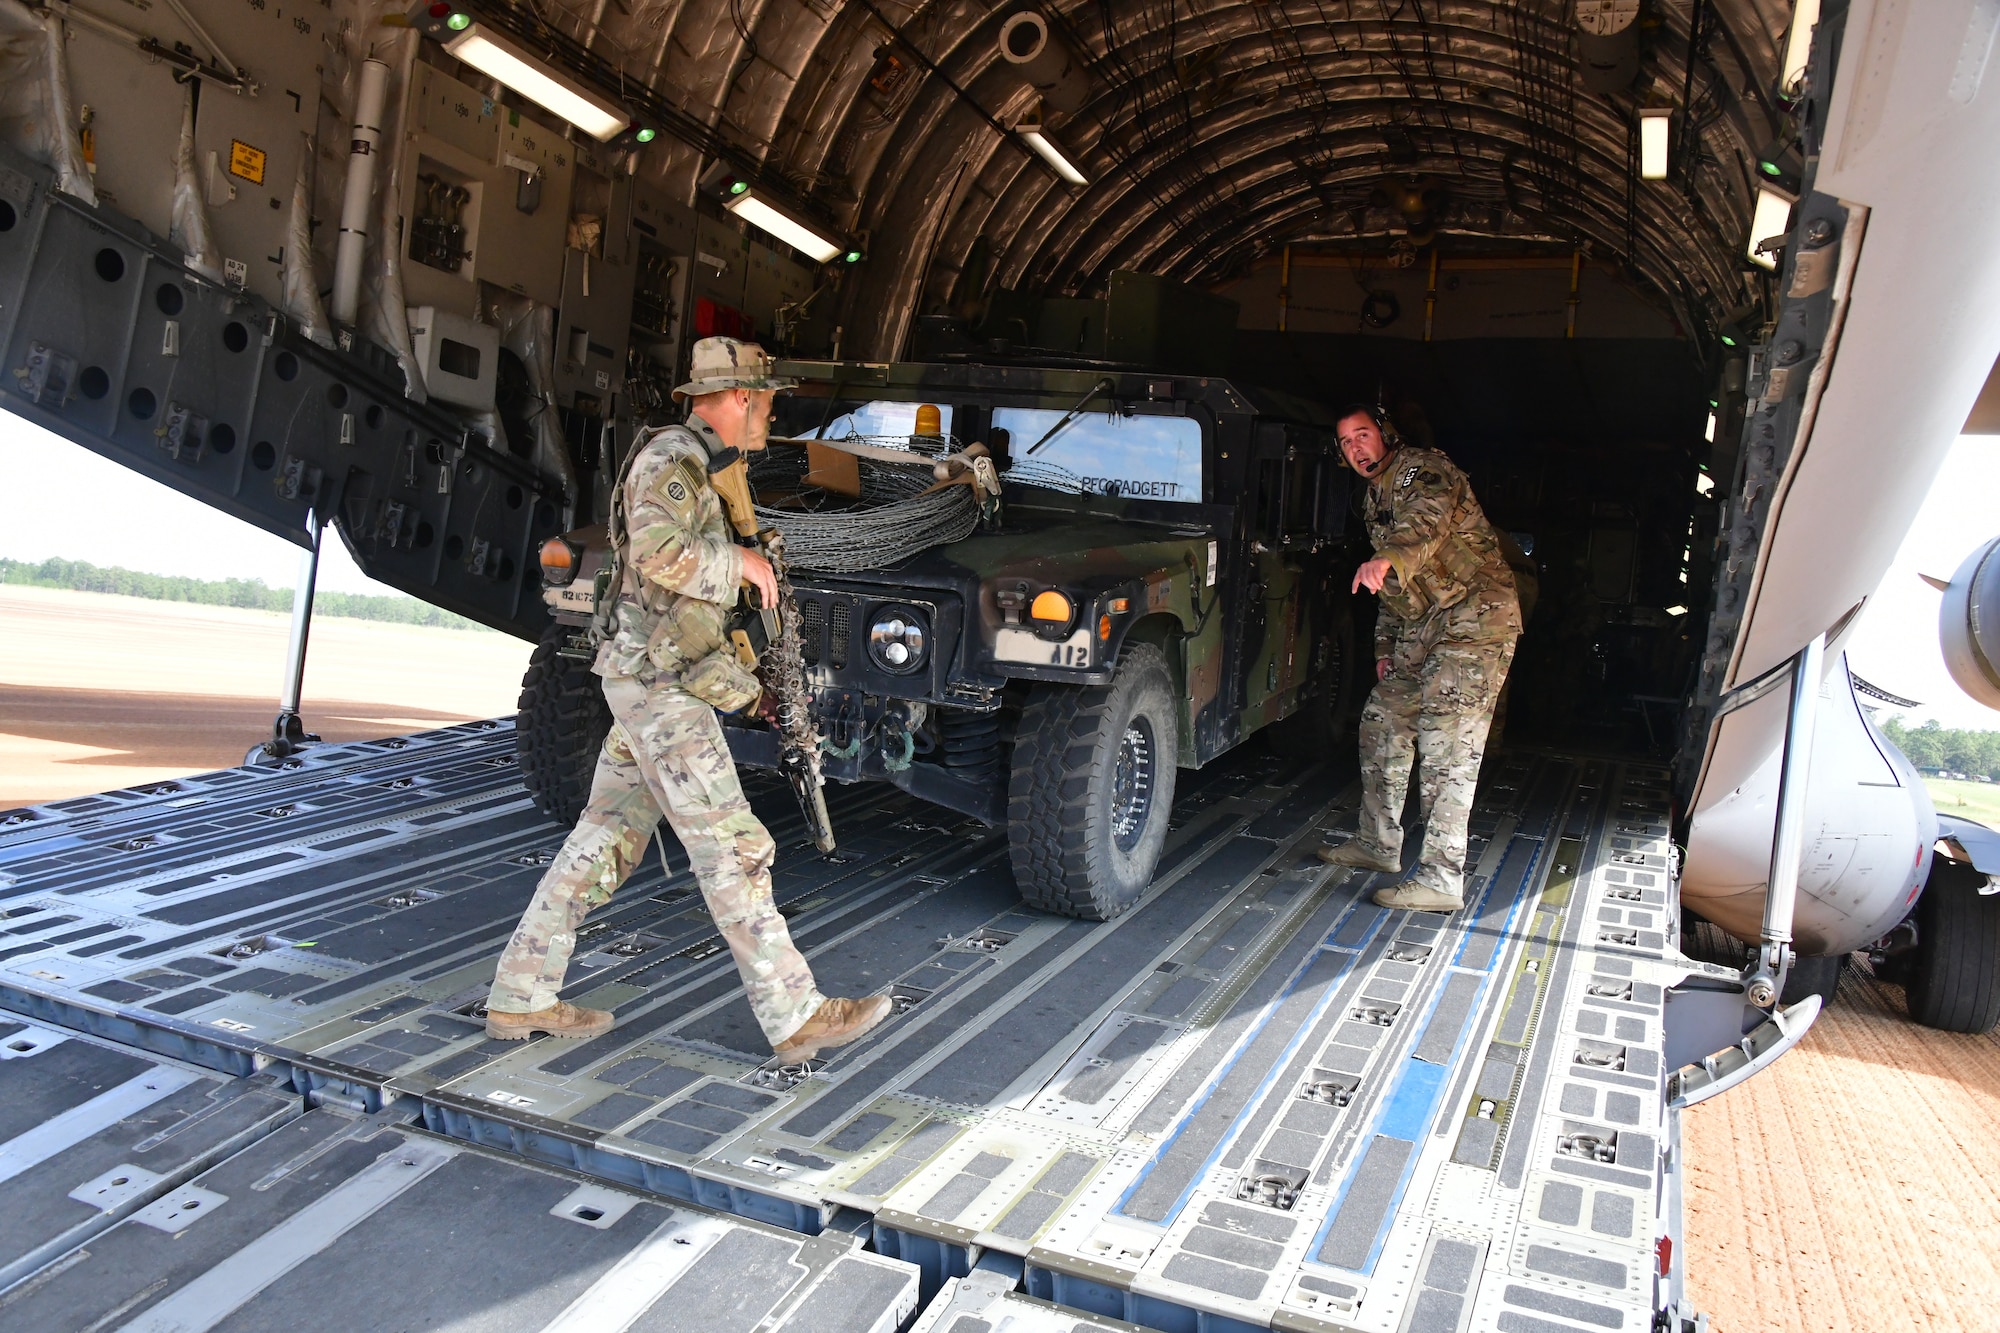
[520,360,1366,919]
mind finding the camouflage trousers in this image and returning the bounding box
[487,673,824,1047]
[1356,640,1517,899]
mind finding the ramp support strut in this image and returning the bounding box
[1744,632,1824,1007]
[255,508,325,762]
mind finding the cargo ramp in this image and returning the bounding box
[0,722,1704,1332]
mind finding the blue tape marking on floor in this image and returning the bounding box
[1111,898,1384,1227]
[1303,828,1557,1275]
[1374,1059,1448,1141]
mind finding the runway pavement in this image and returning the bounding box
[0,585,527,805]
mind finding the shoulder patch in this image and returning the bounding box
[646,454,708,522]
[1417,470,1441,486]
[1398,464,1420,488]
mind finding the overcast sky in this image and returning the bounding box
[1,411,1996,729]
[0,415,403,597]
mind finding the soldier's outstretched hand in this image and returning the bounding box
[1353,557,1392,594]
[741,548,779,608]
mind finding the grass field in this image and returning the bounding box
[1924,777,2000,828]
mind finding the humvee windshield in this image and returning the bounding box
[989,409,1202,502]
[772,396,1204,502]
[791,400,958,441]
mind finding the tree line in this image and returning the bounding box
[0,557,492,632]
[1880,716,2000,779]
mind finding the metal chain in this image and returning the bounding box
[759,531,829,805]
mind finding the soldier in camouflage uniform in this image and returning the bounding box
[1318,405,1521,912]
[486,338,892,1058]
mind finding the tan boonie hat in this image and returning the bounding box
[672,336,798,401]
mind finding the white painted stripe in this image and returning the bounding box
[536,1214,737,1333]
[0,1067,198,1186]
[118,1137,458,1333]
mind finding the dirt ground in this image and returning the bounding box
[0,585,528,807]
[1683,960,2000,1331]
[5,588,1996,1328]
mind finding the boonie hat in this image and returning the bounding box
[672,337,798,401]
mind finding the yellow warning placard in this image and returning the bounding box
[228,140,267,185]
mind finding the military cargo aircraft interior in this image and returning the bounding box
[2,0,2000,1329]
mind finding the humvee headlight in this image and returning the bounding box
[1029,590,1073,628]
[868,606,928,674]
[539,536,580,586]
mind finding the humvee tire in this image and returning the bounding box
[516,619,613,827]
[1008,644,1180,921]
[1906,857,2000,1033]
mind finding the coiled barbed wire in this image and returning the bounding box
[749,449,977,573]
[746,436,1082,575]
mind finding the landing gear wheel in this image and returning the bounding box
[1907,858,2000,1033]
[1780,952,1845,1008]
[1007,643,1180,920]
[1269,605,1356,758]
[516,619,613,827]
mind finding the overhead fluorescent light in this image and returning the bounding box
[724,188,843,263]
[1638,108,1671,180]
[1781,0,1821,89]
[1017,122,1086,186]
[1747,188,1794,269]
[444,23,629,141]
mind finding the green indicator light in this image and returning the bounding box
[445,11,471,29]
[1759,160,1781,176]
[635,128,656,143]
[1720,334,1737,346]
[729,180,749,195]
[843,250,862,264]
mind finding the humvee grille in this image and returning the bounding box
[829,600,851,668]
[800,598,825,666]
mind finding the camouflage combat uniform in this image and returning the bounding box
[487,419,824,1046]
[1357,447,1521,900]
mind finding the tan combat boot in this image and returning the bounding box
[1316,840,1402,873]
[772,995,893,1062]
[1371,880,1464,913]
[485,1001,615,1040]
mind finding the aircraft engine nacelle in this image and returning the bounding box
[1938,535,2000,711]
[1682,651,1936,956]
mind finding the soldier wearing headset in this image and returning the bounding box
[1318,404,1522,912]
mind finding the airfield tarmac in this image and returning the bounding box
[0,585,526,806]
[1,587,1995,1331]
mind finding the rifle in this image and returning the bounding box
[708,450,837,854]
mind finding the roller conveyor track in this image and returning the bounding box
[0,724,1693,1333]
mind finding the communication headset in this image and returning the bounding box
[1333,401,1404,471]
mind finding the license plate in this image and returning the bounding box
[994,625,1092,668]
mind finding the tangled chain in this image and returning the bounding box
[758,531,831,838]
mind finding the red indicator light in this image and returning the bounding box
[428,2,450,15]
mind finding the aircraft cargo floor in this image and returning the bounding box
[0,720,1693,1332]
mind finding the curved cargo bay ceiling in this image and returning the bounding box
[486,0,1799,356]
